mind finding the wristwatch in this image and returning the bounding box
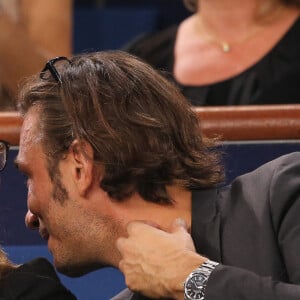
[184,260,219,300]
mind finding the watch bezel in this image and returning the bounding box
[184,260,219,300]
[184,271,207,300]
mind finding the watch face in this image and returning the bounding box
[185,273,207,300]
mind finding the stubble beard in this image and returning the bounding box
[47,158,125,276]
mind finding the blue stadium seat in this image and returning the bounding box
[73,7,159,53]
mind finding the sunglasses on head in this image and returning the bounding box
[40,56,71,83]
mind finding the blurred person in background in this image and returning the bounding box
[124,0,300,106]
[0,0,72,110]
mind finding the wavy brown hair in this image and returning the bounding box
[18,51,224,204]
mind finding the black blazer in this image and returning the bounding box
[112,152,300,300]
[0,258,76,300]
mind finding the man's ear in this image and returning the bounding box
[69,139,95,197]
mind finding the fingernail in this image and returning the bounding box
[174,218,187,228]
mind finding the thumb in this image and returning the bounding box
[170,218,188,233]
[171,218,195,252]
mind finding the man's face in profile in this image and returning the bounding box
[16,106,126,276]
[15,107,74,271]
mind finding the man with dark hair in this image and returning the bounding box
[15,51,300,300]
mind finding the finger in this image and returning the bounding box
[118,259,126,273]
[170,218,188,233]
[140,220,161,229]
[126,220,161,236]
[171,218,196,251]
[116,237,128,253]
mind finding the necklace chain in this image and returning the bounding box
[194,5,287,53]
[195,21,265,53]
[221,42,231,53]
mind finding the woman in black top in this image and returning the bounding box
[125,0,300,106]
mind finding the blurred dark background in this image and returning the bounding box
[73,0,190,53]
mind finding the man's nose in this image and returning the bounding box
[25,210,39,229]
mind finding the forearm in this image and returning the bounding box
[169,261,300,300]
[204,264,300,300]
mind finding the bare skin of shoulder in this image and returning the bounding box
[174,2,299,85]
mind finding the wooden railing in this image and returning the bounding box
[1,104,300,146]
[196,104,300,141]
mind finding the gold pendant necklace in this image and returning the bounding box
[199,28,262,54]
[195,4,287,54]
[221,42,231,53]
[196,14,272,53]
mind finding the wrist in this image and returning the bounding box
[169,252,207,300]
[183,259,219,300]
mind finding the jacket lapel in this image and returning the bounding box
[191,189,222,262]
